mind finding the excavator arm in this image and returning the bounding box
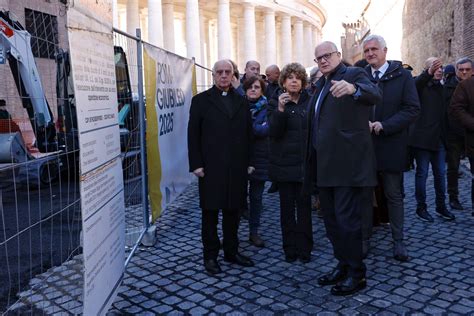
[0,10,57,152]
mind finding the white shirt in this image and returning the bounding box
[371,61,389,79]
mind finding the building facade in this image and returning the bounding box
[402,0,474,74]
[0,0,69,120]
[340,0,403,66]
[114,0,326,73]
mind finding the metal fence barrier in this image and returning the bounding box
[0,24,150,315]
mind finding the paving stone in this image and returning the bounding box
[106,172,474,314]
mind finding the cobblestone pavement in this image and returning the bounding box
[109,167,474,315]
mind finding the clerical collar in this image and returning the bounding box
[222,91,228,96]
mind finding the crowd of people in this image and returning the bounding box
[187,34,474,296]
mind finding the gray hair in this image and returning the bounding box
[362,34,387,49]
[455,57,473,68]
[212,59,234,75]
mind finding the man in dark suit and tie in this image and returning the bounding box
[362,34,420,262]
[304,41,381,295]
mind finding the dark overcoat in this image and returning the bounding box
[449,77,474,158]
[409,70,447,151]
[365,61,420,172]
[249,97,270,181]
[304,63,381,189]
[267,89,309,183]
[187,86,252,210]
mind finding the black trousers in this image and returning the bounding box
[201,209,239,260]
[319,186,372,279]
[446,134,465,199]
[278,182,313,257]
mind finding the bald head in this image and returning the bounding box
[212,59,234,91]
[314,41,341,76]
[265,64,280,84]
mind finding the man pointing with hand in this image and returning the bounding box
[304,41,382,296]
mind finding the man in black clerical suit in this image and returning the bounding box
[188,59,255,275]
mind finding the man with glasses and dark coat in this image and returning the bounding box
[304,41,381,296]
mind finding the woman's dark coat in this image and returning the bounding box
[249,96,270,181]
[187,86,252,210]
[267,89,309,183]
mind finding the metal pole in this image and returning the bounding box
[136,29,149,227]
[136,28,156,247]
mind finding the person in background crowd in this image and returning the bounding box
[307,66,323,95]
[187,59,255,275]
[236,60,261,96]
[354,59,369,68]
[410,57,455,222]
[243,75,270,248]
[305,41,381,296]
[267,62,313,264]
[445,58,473,210]
[362,34,420,261]
[265,64,280,99]
[228,59,243,95]
[449,73,474,217]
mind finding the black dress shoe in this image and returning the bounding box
[416,204,434,222]
[330,277,367,296]
[285,254,297,263]
[204,259,222,275]
[436,206,455,220]
[299,254,311,263]
[224,253,254,267]
[317,269,348,286]
[449,198,464,210]
[393,240,409,262]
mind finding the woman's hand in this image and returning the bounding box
[278,92,290,112]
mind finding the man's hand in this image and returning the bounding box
[330,80,356,98]
[247,166,255,175]
[428,59,442,75]
[193,167,205,178]
[369,121,383,135]
[231,75,240,89]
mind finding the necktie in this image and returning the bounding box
[374,70,381,82]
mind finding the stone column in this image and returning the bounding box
[200,12,209,86]
[280,14,292,65]
[186,0,201,62]
[264,9,276,67]
[112,0,119,28]
[293,19,304,64]
[304,22,313,67]
[140,9,149,41]
[276,18,282,67]
[162,0,175,52]
[237,16,245,70]
[256,18,265,66]
[148,0,164,47]
[218,0,231,59]
[126,0,140,35]
[242,3,257,63]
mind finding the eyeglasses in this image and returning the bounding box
[314,51,338,63]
